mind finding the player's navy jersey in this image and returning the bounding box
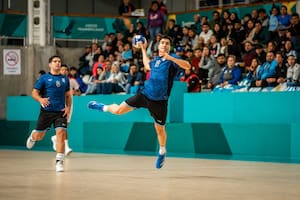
[34,72,70,112]
[141,53,180,100]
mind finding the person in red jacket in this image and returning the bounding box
[180,68,201,92]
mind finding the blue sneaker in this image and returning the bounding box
[156,153,166,169]
[87,101,104,111]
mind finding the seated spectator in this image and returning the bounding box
[268,6,279,39]
[238,57,260,89]
[121,42,133,62]
[288,13,300,51]
[192,13,201,35]
[199,23,213,45]
[125,63,144,94]
[274,52,287,85]
[205,53,225,90]
[242,41,256,71]
[190,48,202,76]
[251,51,278,88]
[278,5,291,29]
[198,46,212,85]
[180,68,201,92]
[216,55,242,88]
[254,44,266,64]
[257,8,269,28]
[252,21,270,45]
[96,62,126,94]
[208,35,221,58]
[92,54,106,77]
[187,28,199,50]
[68,66,83,96]
[284,40,299,63]
[286,54,300,87]
[84,66,106,95]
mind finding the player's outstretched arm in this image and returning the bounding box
[164,53,191,70]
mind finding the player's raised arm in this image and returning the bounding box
[140,41,151,71]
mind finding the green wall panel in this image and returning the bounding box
[222,124,290,158]
[124,123,157,152]
[192,123,232,155]
[83,122,132,152]
[166,123,194,154]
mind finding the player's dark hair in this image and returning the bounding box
[159,35,173,44]
[48,55,61,63]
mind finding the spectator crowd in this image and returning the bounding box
[62,0,300,96]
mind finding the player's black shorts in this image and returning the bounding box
[35,109,68,131]
[125,93,168,125]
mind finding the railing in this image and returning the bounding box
[53,38,104,48]
[0,36,26,46]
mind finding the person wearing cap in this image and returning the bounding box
[173,46,186,80]
[254,43,266,64]
[286,54,300,87]
[284,40,299,63]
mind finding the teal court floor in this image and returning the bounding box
[0,149,300,200]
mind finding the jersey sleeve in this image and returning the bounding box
[33,74,45,90]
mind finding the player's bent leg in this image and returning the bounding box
[26,130,46,149]
[108,102,134,115]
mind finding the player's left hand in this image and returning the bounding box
[62,106,70,118]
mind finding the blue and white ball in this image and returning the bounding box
[132,35,147,48]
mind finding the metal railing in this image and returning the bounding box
[0,36,26,46]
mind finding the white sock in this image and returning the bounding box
[30,130,36,141]
[159,146,166,155]
[64,140,69,149]
[103,105,108,112]
[56,153,64,162]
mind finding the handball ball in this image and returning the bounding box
[132,35,146,48]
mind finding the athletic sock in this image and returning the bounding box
[56,153,65,162]
[159,146,166,155]
[64,140,69,149]
[103,105,108,112]
[30,130,36,141]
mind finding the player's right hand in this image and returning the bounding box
[40,97,50,108]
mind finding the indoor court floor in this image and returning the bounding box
[0,149,300,200]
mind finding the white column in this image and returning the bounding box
[297,0,300,14]
[39,0,46,46]
[27,0,33,45]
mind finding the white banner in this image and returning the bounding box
[3,49,21,75]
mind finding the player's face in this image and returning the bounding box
[49,58,61,74]
[158,38,171,54]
